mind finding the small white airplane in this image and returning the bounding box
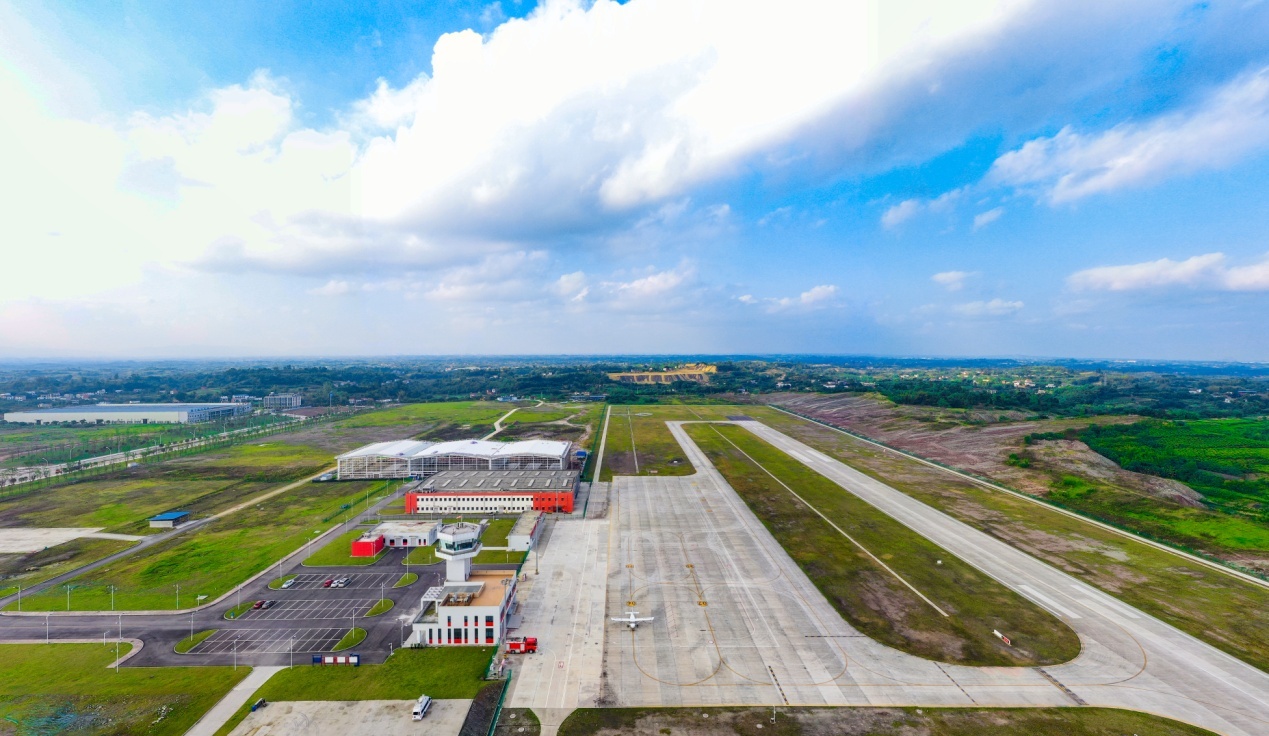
[611,611,655,630]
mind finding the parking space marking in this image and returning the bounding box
[190,627,350,654]
[234,598,378,621]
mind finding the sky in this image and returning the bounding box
[3,0,1269,360]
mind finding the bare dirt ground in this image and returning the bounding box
[767,393,1196,504]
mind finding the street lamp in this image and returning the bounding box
[175,584,180,609]
[109,585,115,611]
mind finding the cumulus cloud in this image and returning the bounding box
[954,298,1024,316]
[990,66,1269,203]
[308,280,351,297]
[1069,252,1269,291]
[881,188,966,228]
[931,271,975,291]
[972,206,1004,230]
[739,284,839,313]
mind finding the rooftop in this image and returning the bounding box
[337,439,571,461]
[372,520,437,536]
[148,511,191,521]
[510,510,543,536]
[420,469,579,492]
[8,403,246,415]
[440,570,515,607]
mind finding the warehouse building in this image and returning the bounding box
[3,403,251,425]
[263,393,303,410]
[404,469,580,514]
[336,439,572,480]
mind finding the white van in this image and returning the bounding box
[411,695,432,721]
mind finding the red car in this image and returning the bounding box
[323,579,334,588]
[251,600,264,609]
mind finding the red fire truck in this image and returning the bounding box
[506,637,537,654]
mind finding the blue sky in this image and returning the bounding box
[3,0,1269,359]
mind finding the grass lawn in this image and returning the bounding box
[224,602,253,620]
[304,527,384,566]
[480,517,516,546]
[176,629,216,653]
[557,707,1216,736]
[6,479,377,611]
[268,573,297,589]
[753,405,1269,674]
[0,643,248,736]
[366,598,394,616]
[473,549,527,565]
[333,627,366,651]
[394,572,418,587]
[213,646,494,735]
[600,405,721,480]
[686,423,1079,666]
[403,545,439,565]
[0,537,135,595]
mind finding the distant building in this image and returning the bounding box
[4,403,250,425]
[263,393,303,410]
[336,439,573,480]
[607,363,717,384]
[405,469,580,514]
[148,511,191,528]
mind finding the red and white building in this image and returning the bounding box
[404,469,579,515]
[409,521,519,646]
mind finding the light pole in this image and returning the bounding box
[16,584,20,611]
[190,611,195,645]
[64,584,70,611]
[175,584,180,610]
[116,615,121,674]
[110,585,115,611]
[45,613,49,643]
[290,636,294,669]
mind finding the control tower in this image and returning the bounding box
[436,521,483,582]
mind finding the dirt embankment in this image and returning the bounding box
[767,393,1200,506]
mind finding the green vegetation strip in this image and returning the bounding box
[5,476,379,611]
[304,527,383,566]
[394,572,418,587]
[212,647,493,736]
[557,706,1216,736]
[600,406,702,481]
[224,602,253,620]
[333,627,366,651]
[365,599,394,617]
[473,549,527,565]
[404,545,439,565]
[268,574,297,590]
[684,422,1080,666]
[755,405,1269,674]
[1,643,248,736]
[176,629,217,654]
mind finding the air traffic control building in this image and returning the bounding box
[3,403,252,425]
[335,439,572,480]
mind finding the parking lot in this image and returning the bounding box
[285,572,399,590]
[233,597,380,621]
[190,627,350,654]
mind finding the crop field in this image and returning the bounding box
[557,707,1216,736]
[335,401,508,429]
[0,643,248,736]
[7,479,377,611]
[685,422,1079,666]
[748,405,1269,674]
[213,646,493,736]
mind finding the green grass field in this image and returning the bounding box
[213,646,493,736]
[303,527,384,566]
[0,643,248,736]
[557,707,1216,736]
[7,479,377,611]
[600,405,714,480]
[473,549,527,564]
[335,401,508,429]
[480,517,515,546]
[0,537,134,596]
[751,405,1269,674]
[685,423,1080,666]
[403,545,439,565]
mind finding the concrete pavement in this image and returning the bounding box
[185,665,285,736]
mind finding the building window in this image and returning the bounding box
[486,615,494,626]
[486,627,494,643]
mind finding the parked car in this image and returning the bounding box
[411,695,432,721]
[280,579,296,589]
[251,600,264,609]
[323,579,334,588]
[261,600,276,610]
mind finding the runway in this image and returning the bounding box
[596,420,1269,735]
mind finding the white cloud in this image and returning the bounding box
[1068,252,1269,291]
[882,199,921,229]
[741,284,840,313]
[308,280,351,297]
[972,206,1004,230]
[954,298,1023,316]
[931,270,975,291]
[990,66,1269,203]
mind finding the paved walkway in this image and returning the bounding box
[184,665,285,736]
